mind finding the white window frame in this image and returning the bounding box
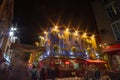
[106,2,119,18]
[111,20,120,41]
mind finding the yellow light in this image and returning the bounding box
[66,28,69,32]
[38,36,41,39]
[99,44,102,47]
[53,26,58,32]
[55,26,58,29]
[90,34,97,49]
[104,43,107,46]
[84,33,86,35]
[75,31,78,34]
[44,31,47,34]
[92,35,95,37]
[35,42,39,46]
[82,33,87,37]
[74,31,78,36]
[91,34,95,39]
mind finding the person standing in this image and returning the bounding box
[30,65,38,80]
[93,68,101,80]
[39,68,46,80]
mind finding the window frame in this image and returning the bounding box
[111,20,120,41]
[105,2,119,18]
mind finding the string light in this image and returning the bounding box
[38,26,98,59]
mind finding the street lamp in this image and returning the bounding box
[9,31,14,37]
[11,27,17,31]
[9,27,17,43]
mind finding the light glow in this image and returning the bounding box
[9,32,14,36]
[66,28,69,32]
[11,27,17,31]
[74,31,78,36]
[82,33,87,38]
[65,61,70,64]
[55,26,58,29]
[44,31,47,34]
[91,34,95,39]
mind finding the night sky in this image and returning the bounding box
[14,0,97,44]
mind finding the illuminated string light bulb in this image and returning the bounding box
[53,26,58,31]
[35,42,39,46]
[82,33,87,38]
[91,34,95,39]
[44,31,47,34]
[74,31,78,36]
[99,44,102,47]
[55,26,58,29]
[66,28,69,32]
[75,31,78,34]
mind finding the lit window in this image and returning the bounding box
[111,21,120,41]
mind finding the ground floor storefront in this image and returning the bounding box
[39,56,107,78]
[103,44,120,71]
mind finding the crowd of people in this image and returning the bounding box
[84,65,112,80]
[28,64,59,80]
[0,62,57,80]
[0,62,112,80]
[29,64,112,80]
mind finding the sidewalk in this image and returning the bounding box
[55,77,82,80]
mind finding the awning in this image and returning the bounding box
[103,44,120,53]
[86,59,106,64]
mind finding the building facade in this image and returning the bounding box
[0,0,14,58]
[38,26,99,60]
[91,0,120,71]
[91,0,120,46]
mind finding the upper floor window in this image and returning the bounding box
[111,21,120,41]
[106,2,119,18]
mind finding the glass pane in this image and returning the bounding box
[112,22,120,40]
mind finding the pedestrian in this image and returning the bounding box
[93,68,101,80]
[100,72,111,80]
[30,64,38,80]
[39,68,46,80]
[84,70,94,80]
[46,68,51,79]
[51,67,55,80]
[54,67,59,77]
[25,67,31,80]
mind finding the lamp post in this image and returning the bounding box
[9,27,18,43]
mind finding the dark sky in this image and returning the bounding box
[14,0,97,45]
